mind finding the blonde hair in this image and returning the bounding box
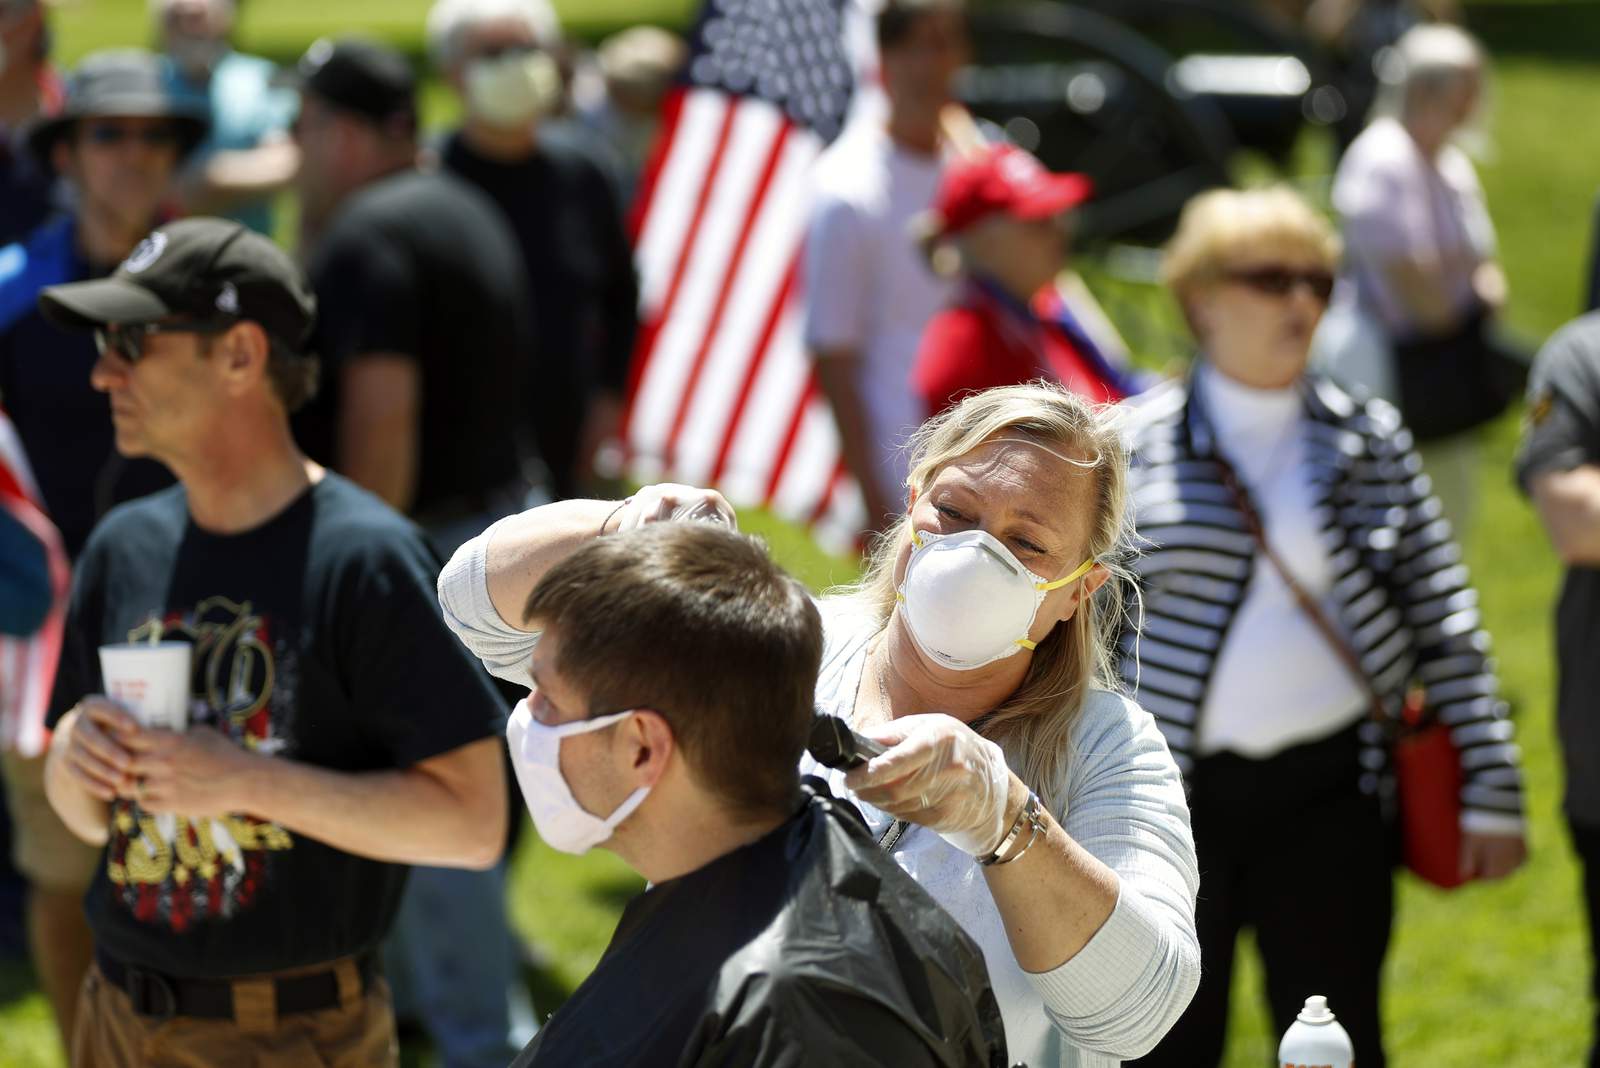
[836,382,1138,811]
[1160,186,1341,309]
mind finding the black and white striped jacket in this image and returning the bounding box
[1118,372,1524,828]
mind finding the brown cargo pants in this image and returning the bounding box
[71,959,399,1068]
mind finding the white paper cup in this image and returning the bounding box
[98,642,193,732]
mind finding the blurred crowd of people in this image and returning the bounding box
[1,0,1598,1065]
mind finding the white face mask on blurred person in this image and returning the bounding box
[464,49,561,129]
[897,528,1094,671]
[506,697,651,855]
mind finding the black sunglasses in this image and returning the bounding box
[1224,266,1335,303]
[80,123,181,149]
[94,320,234,364]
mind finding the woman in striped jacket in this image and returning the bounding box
[1122,188,1526,1068]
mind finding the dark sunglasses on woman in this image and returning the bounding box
[1226,266,1335,302]
[94,320,235,364]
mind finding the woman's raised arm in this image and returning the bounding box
[437,487,736,684]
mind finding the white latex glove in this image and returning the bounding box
[843,713,1013,856]
[608,483,738,532]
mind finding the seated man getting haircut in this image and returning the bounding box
[449,521,1008,1067]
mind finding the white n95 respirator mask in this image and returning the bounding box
[465,50,562,129]
[506,698,651,855]
[897,528,1095,671]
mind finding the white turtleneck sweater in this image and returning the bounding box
[1194,364,1369,758]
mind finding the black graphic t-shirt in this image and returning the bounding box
[49,474,506,978]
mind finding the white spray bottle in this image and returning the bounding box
[1278,995,1354,1068]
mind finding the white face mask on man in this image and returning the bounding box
[464,49,561,129]
[506,697,652,855]
[896,527,1095,671]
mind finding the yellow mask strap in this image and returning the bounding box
[1036,557,1096,592]
[1016,559,1098,650]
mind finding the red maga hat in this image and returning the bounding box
[932,144,1092,235]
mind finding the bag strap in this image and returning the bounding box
[1210,450,1397,733]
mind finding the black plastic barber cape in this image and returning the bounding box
[510,782,1010,1067]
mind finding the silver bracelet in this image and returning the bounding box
[978,791,1046,867]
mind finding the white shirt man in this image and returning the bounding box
[802,0,967,532]
[804,120,950,512]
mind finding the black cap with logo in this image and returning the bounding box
[38,218,317,352]
[293,36,417,128]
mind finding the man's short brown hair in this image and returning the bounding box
[200,332,319,413]
[266,339,319,413]
[524,522,822,818]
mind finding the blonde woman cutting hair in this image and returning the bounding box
[437,383,1200,1067]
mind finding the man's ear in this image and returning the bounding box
[622,709,675,789]
[216,320,271,397]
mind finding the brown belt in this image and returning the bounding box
[96,947,376,1021]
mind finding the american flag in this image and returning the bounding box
[0,408,69,758]
[621,0,867,553]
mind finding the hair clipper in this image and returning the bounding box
[807,713,886,770]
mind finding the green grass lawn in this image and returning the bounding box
[46,0,697,60]
[4,2,1599,1065]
